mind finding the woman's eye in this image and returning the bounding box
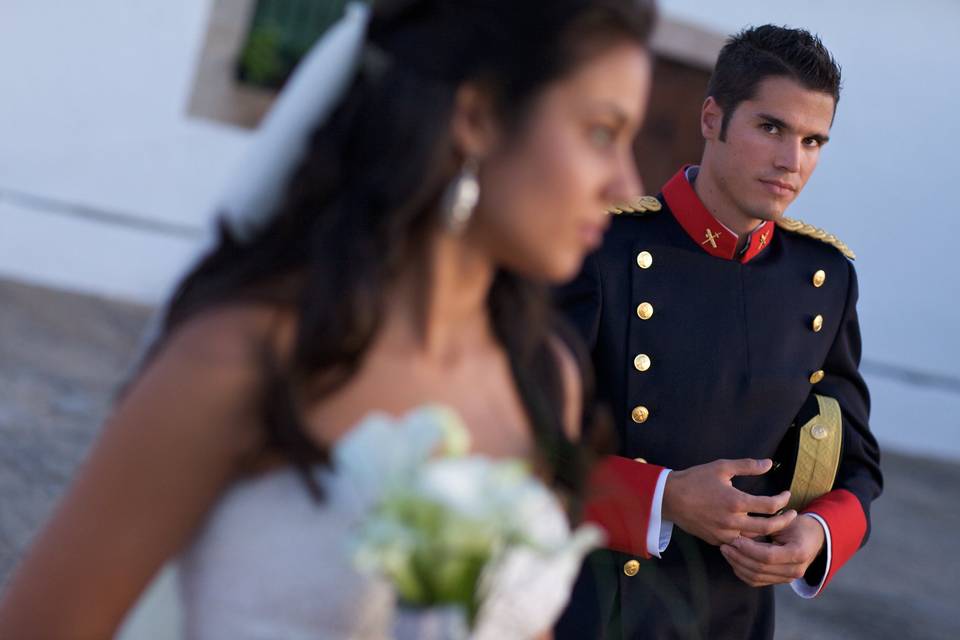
[589,125,616,148]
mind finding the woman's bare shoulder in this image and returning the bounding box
[125,303,299,459]
[160,303,297,366]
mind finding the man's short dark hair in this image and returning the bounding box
[707,25,842,140]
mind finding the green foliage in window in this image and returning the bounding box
[237,0,353,89]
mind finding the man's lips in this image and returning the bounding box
[759,179,797,196]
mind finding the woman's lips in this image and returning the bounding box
[580,220,607,249]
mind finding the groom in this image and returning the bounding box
[559,25,882,639]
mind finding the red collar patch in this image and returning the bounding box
[662,165,775,264]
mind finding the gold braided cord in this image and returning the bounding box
[786,394,844,511]
[605,195,663,216]
[777,216,856,260]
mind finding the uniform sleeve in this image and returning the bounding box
[583,456,667,558]
[798,261,883,594]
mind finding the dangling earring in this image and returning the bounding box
[441,158,480,234]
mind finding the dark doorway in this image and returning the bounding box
[635,56,712,194]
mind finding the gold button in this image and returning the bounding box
[812,314,824,332]
[809,369,825,384]
[631,406,650,424]
[636,251,653,269]
[624,559,640,577]
[634,457,647,464]
[813,270,826,288]
[811,424,828,440]
[633,354,652,372]
[636,302,654,320]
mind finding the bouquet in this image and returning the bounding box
[345,406,603,640]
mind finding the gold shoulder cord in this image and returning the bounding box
[786,394,843,511]
[776,216,856,260]
[606,196,662,216]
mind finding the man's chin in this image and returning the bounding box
[749,206,788,222]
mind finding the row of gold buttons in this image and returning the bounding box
[625,252,655,577]
[809,269,827,384]
[632,251,655,425]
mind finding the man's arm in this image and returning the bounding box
[795,261,882,593]
[721,261,883,594]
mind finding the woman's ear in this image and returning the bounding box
[449,83,500,160]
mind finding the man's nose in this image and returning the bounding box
[775,139,803,173]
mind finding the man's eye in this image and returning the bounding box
[589,125,616,148]
[803,137,821,148]
[760,123,779,134]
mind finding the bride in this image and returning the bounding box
[0,0,655,637]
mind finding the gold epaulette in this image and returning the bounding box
[606,195,662,216]
[776,216,856,260]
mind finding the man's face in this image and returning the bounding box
[704,75,835,221]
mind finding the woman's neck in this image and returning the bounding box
[381,231,497,365]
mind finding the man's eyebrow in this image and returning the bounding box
[757,112,830,144]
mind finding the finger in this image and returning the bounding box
[730,535,801,565]
[720,547,779,586]
[737,510,797,538]
[722,458,773,478]
[739,490,791,515]
[720,543,804,581]
[714,529,742,546]
[725,558,790,588]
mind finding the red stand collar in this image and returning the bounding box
[662,165,774,264]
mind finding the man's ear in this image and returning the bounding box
[701,96,725,142]
[449,83,500,160]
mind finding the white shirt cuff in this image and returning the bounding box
[790,513,831,598]
[646,468,674,558]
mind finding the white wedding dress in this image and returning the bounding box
[171,406,599,640]
[178,466,395,639]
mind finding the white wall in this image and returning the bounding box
[659,0,960,459]
[1,1,957,458]
[0,0,250,302]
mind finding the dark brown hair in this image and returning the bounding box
[708,24,842,139]
[148,0,656,497]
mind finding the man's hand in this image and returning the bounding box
[662,458,796,546]
[719,514,826,587]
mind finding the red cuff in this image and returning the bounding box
[583,455,664,557]
[803,488,867,590]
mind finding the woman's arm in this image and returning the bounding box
[0,308,273,638]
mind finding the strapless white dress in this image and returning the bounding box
[174,406,601,640]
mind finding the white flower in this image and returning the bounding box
[472,524,606,640]
[335,405,471,503]
[349,406,604,636]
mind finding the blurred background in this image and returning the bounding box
[1,1,958,638]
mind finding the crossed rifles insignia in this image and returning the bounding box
[702,228,721,249]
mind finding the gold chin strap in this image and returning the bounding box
[786,394,843,512]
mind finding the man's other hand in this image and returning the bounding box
[719,514,826,587]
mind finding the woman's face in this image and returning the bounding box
[472,42,652,283]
